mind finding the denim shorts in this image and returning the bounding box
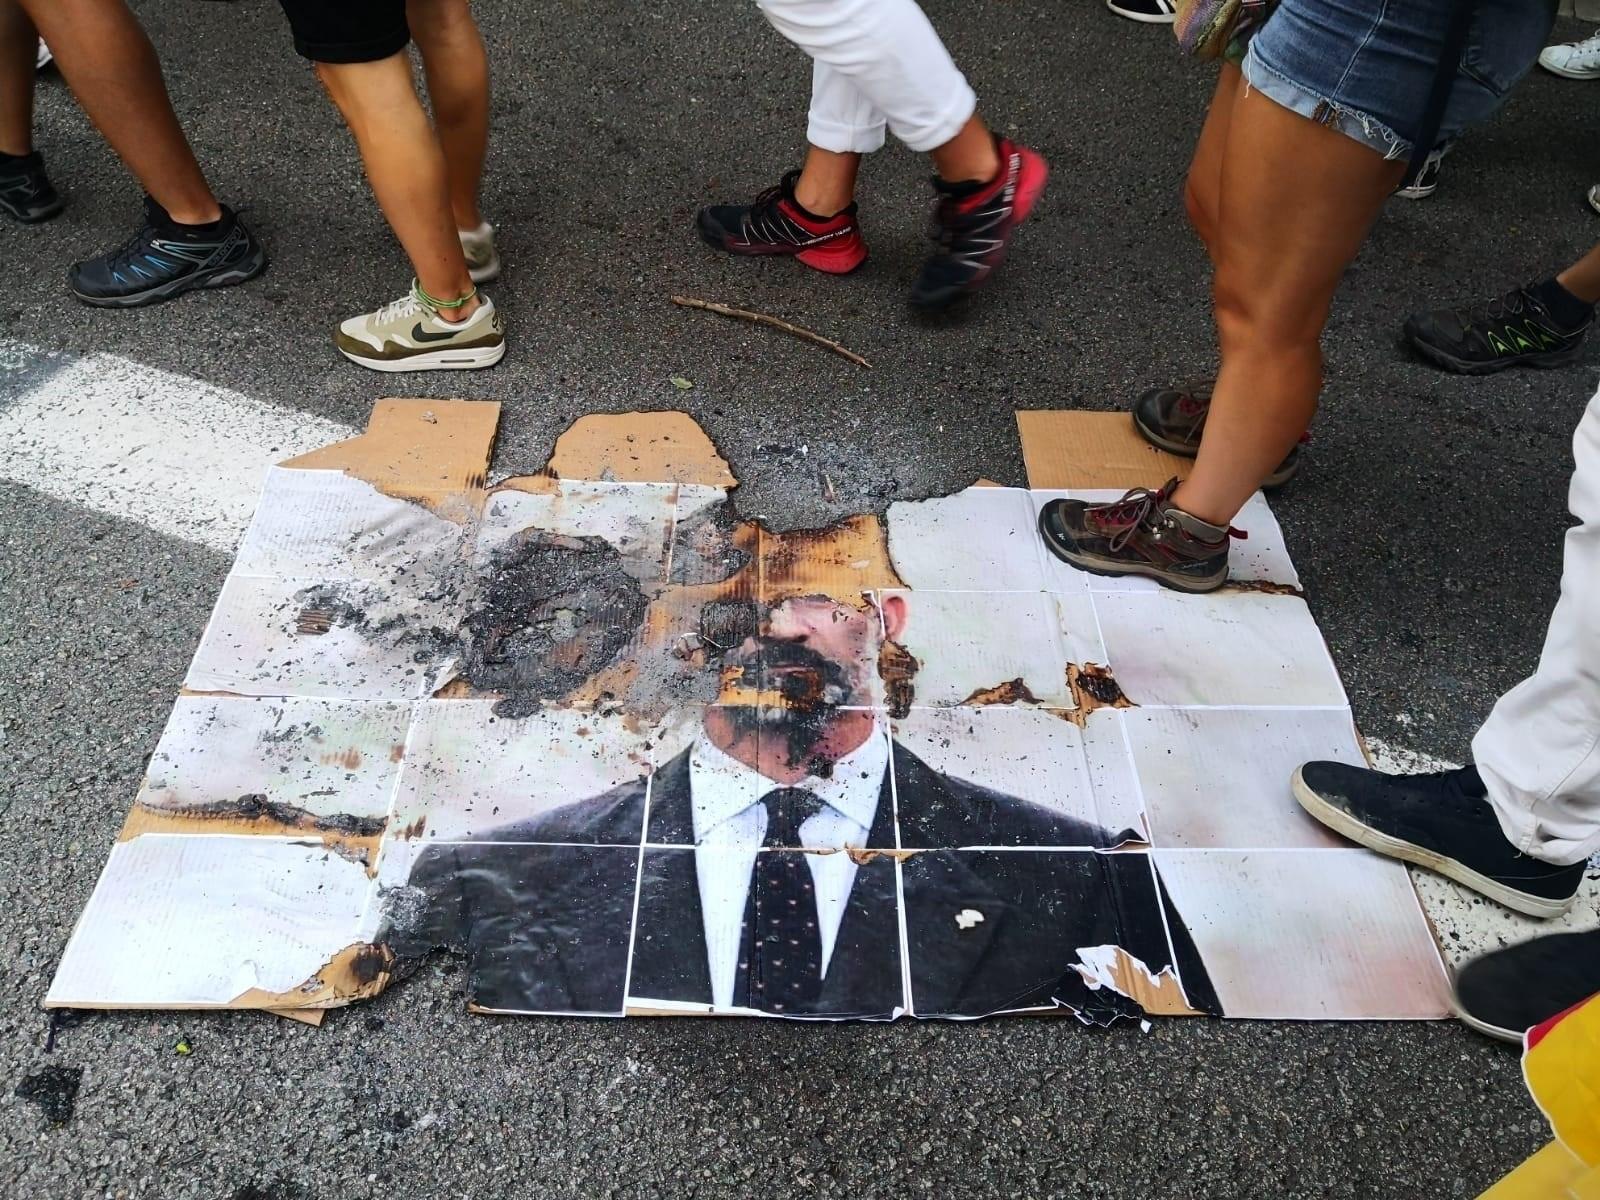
[1243,0,1557,161]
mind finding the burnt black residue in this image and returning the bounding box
[460,531,648,718]
[348,945,392,986]
[15,1065,82,1125]
[291,584,457,664]
[668,500,752,585]
[145,794,387,838]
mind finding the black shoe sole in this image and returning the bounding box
[70,241,268,309]
[1290,766,1578,920]
[1036,502,1229,594]
[1,195,64,224]
[1129,408,1300,490]
[1405,327,1587,376]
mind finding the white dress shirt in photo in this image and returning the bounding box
[688,723,891,1010]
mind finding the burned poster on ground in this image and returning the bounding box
[47,402,1451,1023]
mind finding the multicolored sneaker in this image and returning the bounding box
[910,136,1048,311]
[1131,381,1305,488]
[0,150,63,224]
[459,221,500,284]
[335,285,505,372]
[696,169,868,275]
[68,197,266,307]
[1037,478,1239,593]
[1403,283,1592,375]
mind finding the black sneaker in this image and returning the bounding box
[0,151,64,224]
[1403,283,1591,375]
[1131,380,1305,489]
[68,197,267,308]
[1291,762,1586,919]
[909,136,1047,312]
[1037,478,1238,593]
[1452,930,1600,1042]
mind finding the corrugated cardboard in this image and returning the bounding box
[1017,411,1191,490]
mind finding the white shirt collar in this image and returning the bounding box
[688,717,889,841]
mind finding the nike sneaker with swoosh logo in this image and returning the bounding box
[909,136,1048,312]
[335,285,504,372]
[697,169,868,274]
[68,196,266,307]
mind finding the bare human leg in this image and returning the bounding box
[0,0,37,156]
[406,0,488,233]
[1557,242,1600,306]
[17,0,219,222]
[793,146,861,218]
[1171,84,1405,527]
[314,51,479,320]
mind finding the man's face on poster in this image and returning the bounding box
[700,591,909,763]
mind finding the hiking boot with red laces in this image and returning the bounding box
[1037,478,1240,593]
[1133,381,1306,488]
[696,169,868,275]
[909,136,1048,312]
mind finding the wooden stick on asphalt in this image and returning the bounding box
[670,296,872,369]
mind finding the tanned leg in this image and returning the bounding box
[0,0,37,156]
[1173,85,1405,527]
[17,0,218,221]
[406,0,488,232]
[314,51,479,318]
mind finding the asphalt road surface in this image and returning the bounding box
[2,1,1598,1196]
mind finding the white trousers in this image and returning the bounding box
[755,0,978,154]
[1477,385,1600,866]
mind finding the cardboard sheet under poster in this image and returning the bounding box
[47,402,1450,1023]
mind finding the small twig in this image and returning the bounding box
[670,295,871,369]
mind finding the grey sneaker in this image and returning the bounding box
[335,285,505,372]
[1131,380,1305,488]
[459,222,500,284]
[1037,478,1238,593]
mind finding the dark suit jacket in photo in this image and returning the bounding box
[383,744,1220,1021]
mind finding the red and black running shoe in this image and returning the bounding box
[696,169,868,275]
[910,136,1048,312]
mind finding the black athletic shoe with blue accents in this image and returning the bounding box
[68,197,267,308]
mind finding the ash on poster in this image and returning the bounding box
[48,404,1450,1024]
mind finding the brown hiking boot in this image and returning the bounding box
[1037,478,1240,593]
[1132,381,1305,489]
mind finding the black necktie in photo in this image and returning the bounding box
[737,788,826,1014]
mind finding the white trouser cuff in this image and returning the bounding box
[806,111,888,155]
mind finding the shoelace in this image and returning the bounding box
[1088,482,1245,550]
[1456,287,1533,328]
[1088,484,1173,552]
[375,290,429,324]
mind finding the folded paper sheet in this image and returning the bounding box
[47,403,1450,1022]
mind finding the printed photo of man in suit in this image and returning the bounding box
[383,510,1219,1022]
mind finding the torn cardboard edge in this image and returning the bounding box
[283,397,501,519]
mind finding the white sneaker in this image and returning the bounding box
[36,40,52,70]
[335,285,505,372]
[459,221,500,284]
[1589,183,1600,217]
[1539,30,1600,79]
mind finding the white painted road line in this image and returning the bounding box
[0,337,354,553]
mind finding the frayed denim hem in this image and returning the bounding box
[1242,40,1412,163]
